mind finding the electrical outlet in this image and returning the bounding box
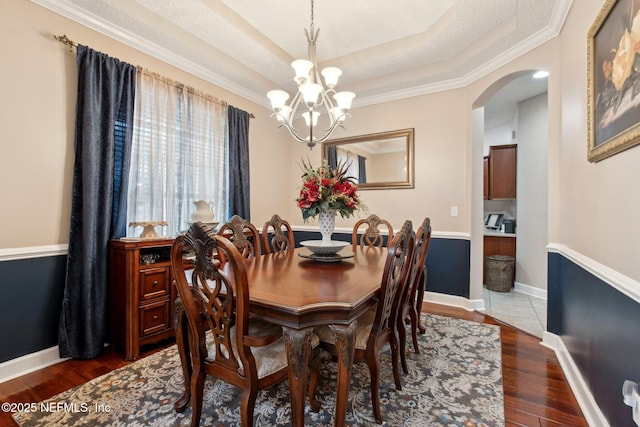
[623,380,640,426]
[450,206,458,217]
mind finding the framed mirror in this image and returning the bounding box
[322,128,414,190]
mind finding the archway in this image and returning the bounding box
[471,70,549,335]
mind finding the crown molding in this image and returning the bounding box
[33,0,572,109]
[31,0,266,106]
[354,0,572,108]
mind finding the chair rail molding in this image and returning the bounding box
[547,243,640,304]
[0,244,68,262]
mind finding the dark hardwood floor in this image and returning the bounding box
[0,303,586,426]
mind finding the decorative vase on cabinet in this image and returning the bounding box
[191,200,215,222]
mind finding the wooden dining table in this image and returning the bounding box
[242,245,388,427]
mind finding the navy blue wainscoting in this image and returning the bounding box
[424,238,470,298]
[0,255,66,363]
[548,252,640,427]
[293,230,470,299]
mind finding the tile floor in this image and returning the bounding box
[482,287,547,338]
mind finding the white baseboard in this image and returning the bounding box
[0,346,68,384]
[424,291,485,311]
[541,332,609,427]
[514,281,547,300]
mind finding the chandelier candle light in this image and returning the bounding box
[267,0,355,149]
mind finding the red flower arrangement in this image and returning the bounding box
[296,159,364,221]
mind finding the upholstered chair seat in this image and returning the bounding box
[201,324,287,378]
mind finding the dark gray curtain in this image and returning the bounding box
[59,45,136,359]
[228,106,251,220]
[327,145,338,169]
[358,155,367,184]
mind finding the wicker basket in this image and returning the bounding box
[485,255,515,292]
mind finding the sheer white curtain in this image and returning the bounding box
[127,71,229,236]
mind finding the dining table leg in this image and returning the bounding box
[329,322,357,427]
[282,326,315,427]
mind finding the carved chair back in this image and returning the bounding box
[397,217,431,372]
[370,220,415,349]
[352,214,394,248]
[171,222,288,426]
[313,220,415,423]
[217,215,261,260]
[261,214,295,254]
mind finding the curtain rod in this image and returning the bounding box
[53,34,255,118]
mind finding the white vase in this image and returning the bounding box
[191,200,215,222]
[318,209,336,245]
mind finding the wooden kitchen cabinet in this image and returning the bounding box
[109,238,176,360]
[486,144,517,199]
[483,156,489,200]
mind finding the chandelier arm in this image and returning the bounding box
[318,89,337,111]
[270,112,299,134]
[275,120,307,144]
[313,115,349,143]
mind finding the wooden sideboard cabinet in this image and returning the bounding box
[109,238,175,360]
[486,144,517,199]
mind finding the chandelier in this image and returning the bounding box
[267,0,355,149]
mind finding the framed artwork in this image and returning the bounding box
[587,0,640,162]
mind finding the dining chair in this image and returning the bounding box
[171,222,288,427]
[217,214,262,259]
[397,217,431,374]
[352,214,394,248]
[415,219,432,336]
[314,219,416,423]
[261,214,295,254]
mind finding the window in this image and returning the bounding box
[126,71,229,237]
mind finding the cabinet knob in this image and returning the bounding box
[153,315,158,320]
[153,280,159,286]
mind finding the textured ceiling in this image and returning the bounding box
[34,0,570,109]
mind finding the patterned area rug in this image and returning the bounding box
[13,314,504,426]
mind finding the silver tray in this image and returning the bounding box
[298,251,354,263]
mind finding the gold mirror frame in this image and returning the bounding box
[322,128,414,190]
[587,0,640,162]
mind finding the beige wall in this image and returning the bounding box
[5,0,640,289]
[0,0,289,248]
[516,93,548,290]
[470,0,640,285]
[556,0,640,282]
[286,90,469,233]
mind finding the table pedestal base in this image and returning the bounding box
[283,322,357,427]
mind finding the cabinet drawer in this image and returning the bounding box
[140,300,170,336]
[140,267,170,300]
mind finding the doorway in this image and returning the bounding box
[473,70,549,336]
